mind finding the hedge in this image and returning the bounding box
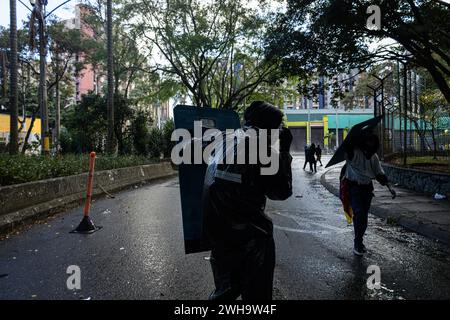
[0,154,159,187]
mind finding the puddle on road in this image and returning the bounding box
[366,283,405,300]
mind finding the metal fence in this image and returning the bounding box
[370,66,450,166]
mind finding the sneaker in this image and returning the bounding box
[353,246,364,256]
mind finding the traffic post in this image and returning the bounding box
[71,152,102,234]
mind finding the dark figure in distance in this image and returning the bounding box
[303,144,309,170]
[202,101,293,300]
[316,145,323,166]
[307,143,317,173]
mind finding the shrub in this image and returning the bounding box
[148,127,164,158]
[162,119,175,158]
[131,111,151,156]
[0,154,159,187]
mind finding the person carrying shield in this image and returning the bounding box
[202,101,293,300]
[343,131,389,256]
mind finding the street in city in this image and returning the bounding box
[1,155,450,300]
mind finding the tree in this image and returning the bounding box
[9,0,19,154]
[131,111,151,155]
[62,92,136,154]
[266,0,450,104]
[106,0,116,154]
[130,0,281,109]
[420,89,448,159]
[46,20,97,152]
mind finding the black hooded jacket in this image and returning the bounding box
[202,102,292,249]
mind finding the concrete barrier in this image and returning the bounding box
[0,161,177,235]
[382,163,450,197]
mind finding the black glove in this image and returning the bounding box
[279,127,293,153]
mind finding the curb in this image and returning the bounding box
[0,164,177,237]
[320,169,450,246]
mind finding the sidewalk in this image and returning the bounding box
[321,166,450,245]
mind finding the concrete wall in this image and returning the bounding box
[382,163,450,196]
[0,161,177,234]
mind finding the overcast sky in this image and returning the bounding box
[0,0,78,28]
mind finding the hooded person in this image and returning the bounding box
[202,101,293,301]
[343,131,389,256]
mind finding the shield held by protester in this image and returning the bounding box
[173,105,241,254]
[326,116,382,168]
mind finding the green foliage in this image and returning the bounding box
[161,119,175,158]
[131,111,151,155]
[0,154,158,186]
[62,93,136,154]
[131,0,281,109]
[266,0,450,103]
[148,126,164,159]
[62,93,108,153]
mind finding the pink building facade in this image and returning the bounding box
[65,4,100,102]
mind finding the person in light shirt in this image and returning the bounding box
[344,131,389,256]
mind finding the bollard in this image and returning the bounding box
[71,152,102,234]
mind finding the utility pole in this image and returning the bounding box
[106,0,115,154]
[9,0,19,154]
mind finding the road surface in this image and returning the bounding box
[1,155,450,300]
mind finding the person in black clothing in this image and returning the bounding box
[202,101,293,301]
[307,143,317,172]
[316,144,323,166]
[303,145,309,170]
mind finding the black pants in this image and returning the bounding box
[349,184,373,248]
[317,156,322,166]
[309,160,317,172]
[209,237,275,301]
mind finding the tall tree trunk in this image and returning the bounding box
[9,0,19,155]
[1,51,8,106]
[55,50,61,153]
[106,0,115,154]
[38,4,49,155]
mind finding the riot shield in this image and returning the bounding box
[173,105,241,254]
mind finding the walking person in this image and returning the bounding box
[202,101,293,300]
[316,145,323,166]
[343,131,389,256]
[307,143,317,173]
[303,144,309,170]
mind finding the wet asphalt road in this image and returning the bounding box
[1,155,450,300]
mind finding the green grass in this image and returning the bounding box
[0,154,159,187]
[390,156,450,173]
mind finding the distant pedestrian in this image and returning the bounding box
[343,132,389,256]
[316,145,323,166]
[303,145,309,170]
[307,143,317,173]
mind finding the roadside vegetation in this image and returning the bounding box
[0,154,162,186]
